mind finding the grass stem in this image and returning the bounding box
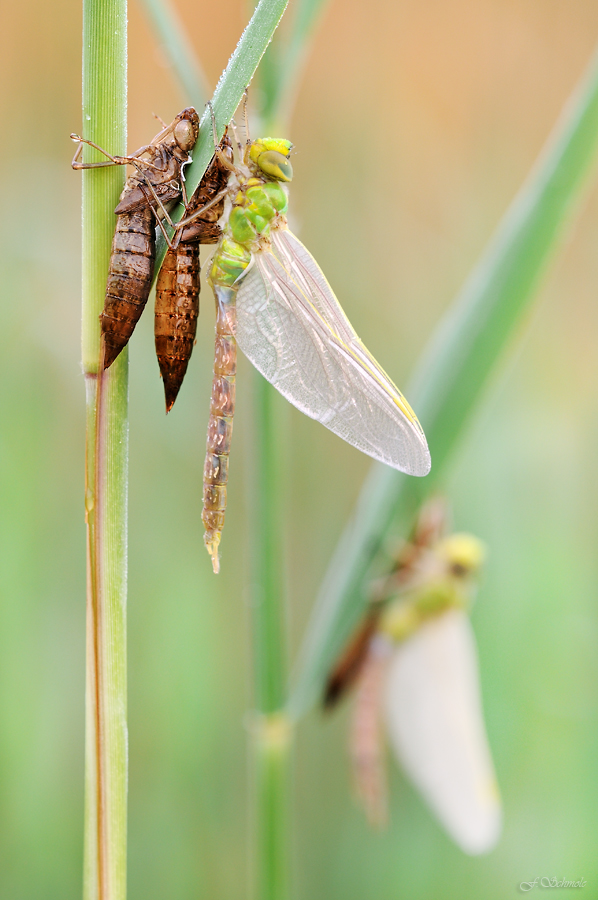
[81,1,128,897]
[250,374,291,899]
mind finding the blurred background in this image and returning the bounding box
[1,0,598,896]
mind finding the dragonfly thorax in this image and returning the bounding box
[225,180,288,247]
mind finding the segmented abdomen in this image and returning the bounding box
[155,242,200,412]
[202,284,237,573]
[153,135,232,411]
[101,206,155,369]
[350,642,391,827]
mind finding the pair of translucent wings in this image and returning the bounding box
[384,609,502,855]
[234,226,431,476]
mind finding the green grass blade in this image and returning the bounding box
[249,375,292,900]
[288,44,598,720]
[253,713,293,900]
[251,375,287,715]
[153,0,290,272]
[80,0,128,898]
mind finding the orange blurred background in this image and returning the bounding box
[1,0,598,897]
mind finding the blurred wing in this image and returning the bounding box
[384,609,501,854]
[234,226,431,476]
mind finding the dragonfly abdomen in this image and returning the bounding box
[155,242,200,412]
[202,285,237,573]
[101,206,156,369]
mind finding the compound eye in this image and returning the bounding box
[257,150,293,182]
[174,119,195,150]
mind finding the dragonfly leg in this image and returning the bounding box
[174,188,228,230]
[180,173,189,210]
[206,104,240,172]
[70,134,158,170]
[154,211,176,250]
[152,111,168,128]
[228,117,244,160]
[117,167,186,247]
[70,136,132,170]
[242,89,252,161]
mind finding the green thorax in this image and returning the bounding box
[377,533,485,644]
[209,138,293,289]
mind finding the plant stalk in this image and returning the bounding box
[252,711,293,900]
[250,374,291,900]
[81,1,128,898]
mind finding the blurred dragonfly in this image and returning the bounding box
[190,115,430,572]
[324,501,501,855]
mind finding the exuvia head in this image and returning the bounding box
[172,107,200,152]
[161,106,199,153]
[249,138,294,182]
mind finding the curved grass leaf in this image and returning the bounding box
[288,45,598,720]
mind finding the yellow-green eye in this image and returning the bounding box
[250,138,293,161]
[256,150,294,182]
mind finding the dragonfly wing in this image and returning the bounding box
[235,228,430,476]
[383,609,501,854]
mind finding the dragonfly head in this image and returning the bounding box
[249,138,294,182]
[171,107,200,152]
[436,533,486,578]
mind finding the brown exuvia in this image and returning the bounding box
[72,107,200,369]
[155,133,233,412]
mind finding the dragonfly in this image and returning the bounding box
[71,108,200,369]
[325,500,502,855]
[155,132,233,411]
[194,122,431,573]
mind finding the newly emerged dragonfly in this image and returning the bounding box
[155,133,233,411]
[325,501,501,855]
[197,124,431,572]
[72,108,200,368]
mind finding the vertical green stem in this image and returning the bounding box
[250,373,291,900]
[81,1,128,898]
[253,711,292,900]
[252,376,285,714]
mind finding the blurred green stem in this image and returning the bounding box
[137,0,209,109]
[253,713,293,900]
[250,374,291,900]
[288,43,598,719]
[81,1,128,898]
[260,0,331,132]
[251,377,286,715]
